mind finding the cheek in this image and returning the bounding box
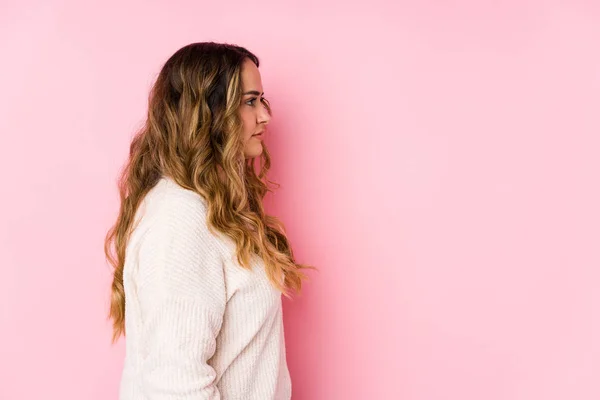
[240,108,255,140]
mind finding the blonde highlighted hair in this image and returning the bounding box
[104,42,313,343]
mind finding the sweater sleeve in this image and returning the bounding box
[135,191,226,400]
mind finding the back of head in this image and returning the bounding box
[139,41,263,190]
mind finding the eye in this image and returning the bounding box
[245,97,268,107]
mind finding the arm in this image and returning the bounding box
[136,193,226,400]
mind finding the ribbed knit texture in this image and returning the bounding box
[118,177,291,400]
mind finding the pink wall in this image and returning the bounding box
[1,1,599,399]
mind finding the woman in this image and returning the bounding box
[104,42,313,400]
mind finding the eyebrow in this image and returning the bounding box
[242,90,264,96]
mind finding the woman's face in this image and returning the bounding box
[239,58,271,158]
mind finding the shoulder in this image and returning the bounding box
[139,177,208,230]
[148,176,207,215]
[133,176,223,250]
[134,178,227,295]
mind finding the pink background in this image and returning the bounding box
[1,1,599,399]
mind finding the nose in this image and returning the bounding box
[257,104,271,125]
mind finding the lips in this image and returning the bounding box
[252,131,264,137]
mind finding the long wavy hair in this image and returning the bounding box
[104,42,314,343]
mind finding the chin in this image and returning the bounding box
[244,145,264,159]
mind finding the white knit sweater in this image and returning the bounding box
[118,177,291,400]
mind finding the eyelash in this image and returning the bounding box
[246,97,267,106]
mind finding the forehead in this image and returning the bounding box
[240,58,263,91]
